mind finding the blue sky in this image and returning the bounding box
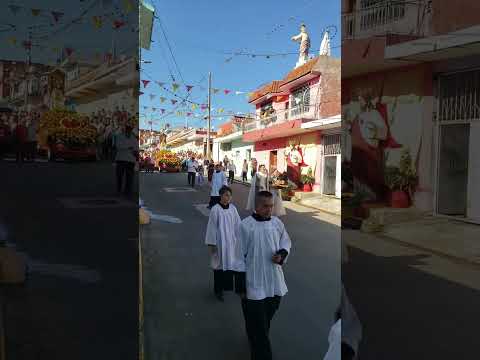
[140,0,340,131]
[0,0,137,65]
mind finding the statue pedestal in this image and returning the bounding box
[295,57,309,68]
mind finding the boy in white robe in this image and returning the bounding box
[236,191,292,360]
[205,185,242,301]
[207,163,228,209]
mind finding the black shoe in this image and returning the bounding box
[215,292,224,302]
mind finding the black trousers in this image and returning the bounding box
[15,142,26,164]
[187,172,196,187]
[116,161,134,195]
[213,270,244,294]
[242,171,248,182]
[228,170,235,183]
[208,196,220,208]
[241,296,282,360]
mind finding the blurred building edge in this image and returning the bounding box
[140,0,155,51]
[342,0,480,225]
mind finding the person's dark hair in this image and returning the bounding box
[255,190,273,206]
[219,185,232,196]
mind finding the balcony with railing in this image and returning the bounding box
[342,1,421,40]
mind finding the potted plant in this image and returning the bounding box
[300,168,315,192]
[281,184,294,201]
[384,149,418,208]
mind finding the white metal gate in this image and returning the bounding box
[435,69,480,223]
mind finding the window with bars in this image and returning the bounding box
[323,134,341,155]
[438,70,480,122]
[291,85,310,117]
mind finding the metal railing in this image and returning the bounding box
[290,105,311,119]
[342,1,420,40]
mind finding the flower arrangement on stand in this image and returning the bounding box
[39,108,96,147]
[153,149,181,172]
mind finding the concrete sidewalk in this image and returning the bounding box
[232,175,341,216]
[380,216,480,266]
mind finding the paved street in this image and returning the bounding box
[0,160,139,359]
[140,172,341,360]
[343,230,480,359]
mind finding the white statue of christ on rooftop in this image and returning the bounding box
[291,23,311,68]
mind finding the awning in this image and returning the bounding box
[385,25,480,62]
[213,131,243,144]
[301,115,341,130]
[242,119,306,142]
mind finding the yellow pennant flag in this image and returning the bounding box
[160,97,166,103]
[191,104,197,111]
[123,0,133,13]
[172,83,180,91]
[31,9,41,16]
[218,108,224,113]
[93,16,103,29]
[8,37,17,46]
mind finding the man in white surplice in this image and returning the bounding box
[246,165,286,217]
[205,185,242,301]
[208,163,228,209]
[236,191,292,360]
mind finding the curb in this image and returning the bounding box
[371,232,480,269]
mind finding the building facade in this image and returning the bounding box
[342,0,480,223]
[213,116,255,178]
[243,55,341,196]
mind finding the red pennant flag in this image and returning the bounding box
[65,48,74,57]
[141,80,150,88]
[113,20,125,29]
[201,104,207,110]
[104,52,113,62]
[51,11,64,23]
[187,112,192,117]
[171,100,177,105]
[224,89,231,95]
[186,85,194,92]
[161,109,165,114]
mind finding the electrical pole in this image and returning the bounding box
[206,71,212,161]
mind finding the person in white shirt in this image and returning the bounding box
[236,191,292,360]
[205,185,242,301]
[186,156,199,187]
[227,161,236,184]
[208,163,227,209]
[114,124,138,197]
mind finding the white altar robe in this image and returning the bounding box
[205,203,242,271]
[246,173,286,217]
[237,215,292,300]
